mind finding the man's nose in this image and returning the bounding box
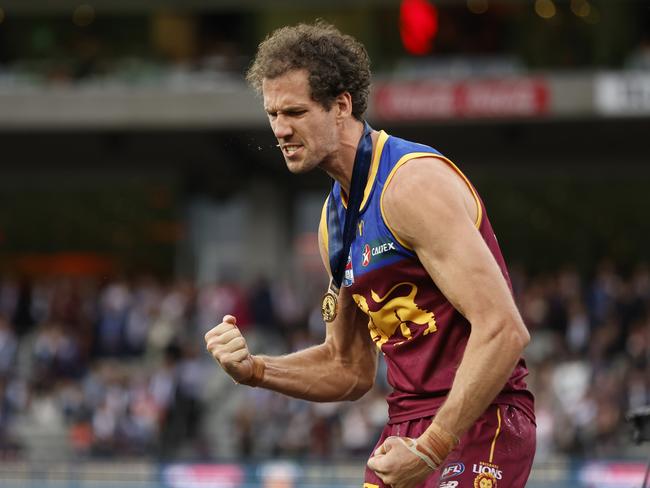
[272,115,292,140]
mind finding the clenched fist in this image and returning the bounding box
[204,315,265,386]
[367,436,435,488]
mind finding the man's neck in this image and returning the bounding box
[322,119,370,196]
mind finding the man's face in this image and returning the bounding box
[262,69,339,174]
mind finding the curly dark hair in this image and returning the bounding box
[246,20,371,120]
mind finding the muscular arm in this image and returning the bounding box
[383,157,530,438]
[205,210,378,403]
[257,217,378,401]
[257,285,377,402]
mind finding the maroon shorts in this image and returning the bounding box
[364,404,536,488]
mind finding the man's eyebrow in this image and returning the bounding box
[265,105,307,114]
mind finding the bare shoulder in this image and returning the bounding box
[382,156,476,248]
[381,156,522,330]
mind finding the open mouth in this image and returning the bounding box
[282,144,303,157]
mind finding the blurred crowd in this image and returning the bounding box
[515,261,650,461]
[0,261,647,463]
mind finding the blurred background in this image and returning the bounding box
[0,0,649,486]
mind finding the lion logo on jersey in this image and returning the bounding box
[474,473,497,488]
[353,282,437,348]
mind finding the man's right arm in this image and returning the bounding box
[204,211,378,402]
[256,285,377,401]
[205,286,377,402]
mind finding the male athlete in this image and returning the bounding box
[205,21,536,488]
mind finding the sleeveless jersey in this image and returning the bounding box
[319,130,535,424]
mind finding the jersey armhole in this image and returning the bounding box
[380,153,483,251]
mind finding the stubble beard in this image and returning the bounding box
[285,151,323,175]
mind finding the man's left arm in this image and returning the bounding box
[367,157,530,487]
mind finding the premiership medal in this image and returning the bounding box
[322,121,373,323]
[321,291,338,322]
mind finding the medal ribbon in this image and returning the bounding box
[327,121,373,291]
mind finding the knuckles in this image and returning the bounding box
[204,322,236,342]
[203,320,250,382]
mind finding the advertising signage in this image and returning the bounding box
[373,78,550,120]
[595,73,650,115]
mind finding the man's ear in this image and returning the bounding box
[335,92,353,120]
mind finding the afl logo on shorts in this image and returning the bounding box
[362,244,371,267]
[440,462,464,480]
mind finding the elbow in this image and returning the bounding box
[480,313,530,355]
[338,358,376,401]
[509,309,531,348]
[518,322,531,349]
[507,317,530,354]
[343,374,375,401]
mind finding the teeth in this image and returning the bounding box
[284,145,300,155]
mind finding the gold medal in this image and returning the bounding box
[321,291,338,322]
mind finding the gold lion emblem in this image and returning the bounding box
[474,473,497,488]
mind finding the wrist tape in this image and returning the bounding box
[397,437,439,471]
[401,422,459,471]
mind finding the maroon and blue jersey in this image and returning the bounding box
[319,130,534,424]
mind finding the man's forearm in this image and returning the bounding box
[254,342,375,402]
[430,321,528,438]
